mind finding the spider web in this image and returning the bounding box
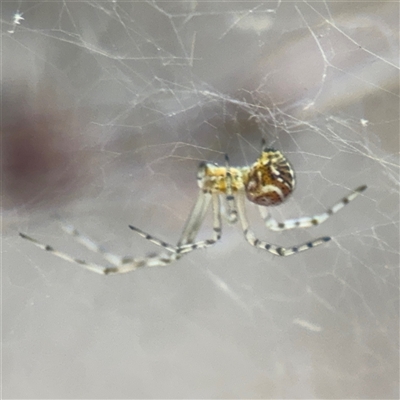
[3,1,399,398]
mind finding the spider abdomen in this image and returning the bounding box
[244,149,295,206]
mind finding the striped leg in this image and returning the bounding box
[235,190,331,256]
[129,192,222,255]
[20,190,222,275]
[19,232,178,275]
[259,185,367,231]
[178,190,212,246]
[224,154,238,223]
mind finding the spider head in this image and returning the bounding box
[245,149,295,206]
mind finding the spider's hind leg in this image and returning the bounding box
[259,185,367,231]
[243,229,332,256]
[235,188,332,256]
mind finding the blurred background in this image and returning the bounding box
[2,1,399,398]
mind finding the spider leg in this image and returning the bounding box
[259,185,367,231]
[178,190,212,246]
[128,225,179,253]
[224,153,238,223]
[129,189,212,251]
[235,190,331,256]
[19,190,220,276]
[177,193,222,253]
[129,192,222,255]
[60,222,129,266]
[19,232,178,274]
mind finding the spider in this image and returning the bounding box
[20,140,367,275]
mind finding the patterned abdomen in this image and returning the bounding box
[245,149,295,206]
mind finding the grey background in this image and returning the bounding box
[2,1,399,398]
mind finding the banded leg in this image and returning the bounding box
[19,232,178,275]
[178,190,212,246]
[224,153,238,223]
[20,190,222,275]
[60,222,128,266]
[129,192,222,255]
[259,185,367,231]
[235,190,331,256]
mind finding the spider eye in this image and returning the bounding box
[245,149,295,206]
